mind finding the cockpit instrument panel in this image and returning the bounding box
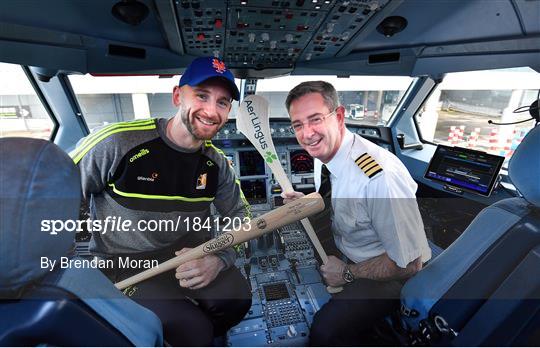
[239,150,266,176]
[290,150,314,174]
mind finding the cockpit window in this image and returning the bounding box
[0,63,54,140]
[416,68,539,167]
[256,75,414,126]
[69,74,413,132]
[68,74,241,132]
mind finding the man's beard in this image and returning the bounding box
[180,106,220,141]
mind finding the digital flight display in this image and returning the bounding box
[290,149,314,174]
[425,145,504,196]
[240,179,267,205]
[263,282,290,301]
[239,150,265,176]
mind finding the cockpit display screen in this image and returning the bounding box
[290,149,314,174]
[240,179,267,204]
[425,145,504,196]
[263,282,290,301]
[239,150,265,176]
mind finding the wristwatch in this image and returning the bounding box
[342,265,354,283]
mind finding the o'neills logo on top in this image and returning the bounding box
[244,100,268,150]
[137,172,159,182]
[130,148,150,163]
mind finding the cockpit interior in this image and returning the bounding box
[0,0,539,346]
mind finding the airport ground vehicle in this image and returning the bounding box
[1,0,539,346]
[349,103,365,119]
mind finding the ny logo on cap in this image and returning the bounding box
[212,58,226,74]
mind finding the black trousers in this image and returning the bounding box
[102,244,251,346]
[309,277,402,346]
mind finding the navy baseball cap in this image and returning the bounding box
[179,57,240,100]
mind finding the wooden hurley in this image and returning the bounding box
[237,95,343,293]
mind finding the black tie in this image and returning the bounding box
[308,164,335,258]
[318,164,332,210]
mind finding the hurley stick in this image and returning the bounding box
[237,95,342,293]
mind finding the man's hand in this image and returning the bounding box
[320,255,347,287]
[281,190,305,204]
[174,248,225,290]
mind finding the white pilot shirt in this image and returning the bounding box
[314,129,431,268]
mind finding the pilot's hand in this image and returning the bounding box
[320,255,347,287]
[174,248,225,290]
[281,191,305,204]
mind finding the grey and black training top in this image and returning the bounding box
[70,118,251,268]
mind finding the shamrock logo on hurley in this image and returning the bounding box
[264,151,278,164]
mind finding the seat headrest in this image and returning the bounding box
[0,138,81,295]
[509,125,540,207]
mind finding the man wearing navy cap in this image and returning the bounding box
[71,57,251,346]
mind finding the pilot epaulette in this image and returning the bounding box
[355,153,383,178]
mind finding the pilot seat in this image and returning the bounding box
[398,125,540,346]
[0,138,163,346]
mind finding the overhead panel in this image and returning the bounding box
[301,0,390,60]
[225,0,329,69]
[176,0,228,59]
[175,0,391,69]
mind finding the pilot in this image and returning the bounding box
[282,81,431,345]
[71,57,251,346]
